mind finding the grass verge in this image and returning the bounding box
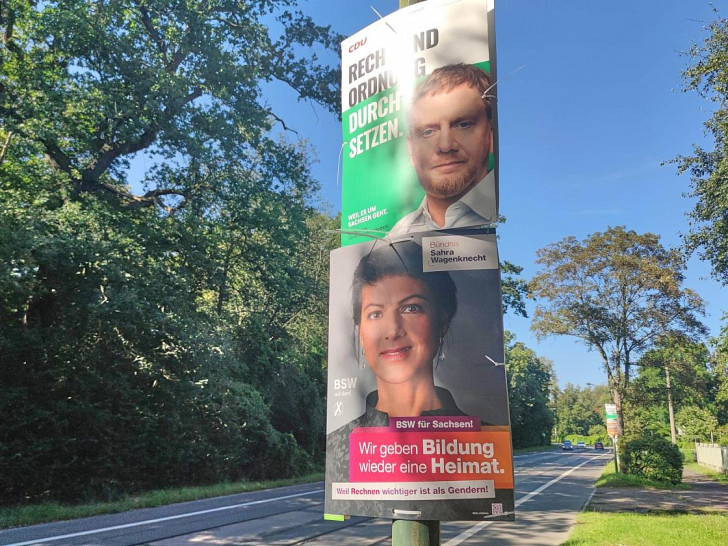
[513,444,559,454]
[595,461,688,490]
[0,472,323,530]
[566,460,728,545]
[563,512,728,545]
[686,462,728,485]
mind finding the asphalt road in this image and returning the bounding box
[1,448,611,545]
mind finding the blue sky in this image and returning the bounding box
[270,0,725,388]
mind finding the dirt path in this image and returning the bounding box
[588,466,728,514]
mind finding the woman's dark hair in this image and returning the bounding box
[351,240,457,332]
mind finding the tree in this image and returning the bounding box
[675,405,719,445]
[552,383,610,441]
[675,12,728,446]
[708,319,728,425]
[505,332,555,448]
[497,216,532,318]
[501,260,530,317]
[0,0,340,211]
[635,335,710,443]
[674,11,728,286]
[530,226,706,438]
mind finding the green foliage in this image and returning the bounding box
[0,473,324,530]
[636,335,711,406]
[552,383,610,440]
[626,335,712,439]
[595,461,685,490]
[505,332,555,448]
[0,192,336,504]
[561,434,604,446]
[674,12,728,286]
[0,0,340,505]
[676,13,728,446]
[710,318,728,424]
[500,260,530,317]
[588,424,608,438]
[623,401,672,439]
[620,436,684,485]
[0,0,341,209]
[682,449,697,463]
[675,405,719,445]
[689,462,728,485]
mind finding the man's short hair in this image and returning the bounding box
[411,63,492,120]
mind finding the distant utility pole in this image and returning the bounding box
[665,364,677,444]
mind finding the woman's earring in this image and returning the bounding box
[438,337,446,361]
[355,328,366,369]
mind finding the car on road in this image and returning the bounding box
[576,441,586,449]
[562,440,573,450]
[594,441,604,450]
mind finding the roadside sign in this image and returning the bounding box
[605,403,620,436]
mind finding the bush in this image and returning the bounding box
[560,434,603,446]
[619,436,683,484]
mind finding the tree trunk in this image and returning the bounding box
[610,384,624,473]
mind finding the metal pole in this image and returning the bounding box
[392,1,440,543]
[393,519,441,545]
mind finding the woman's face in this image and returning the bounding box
[359,274,442,386]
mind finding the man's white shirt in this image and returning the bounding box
[388,171,497,236]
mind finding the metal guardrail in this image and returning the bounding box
[695,442,728,473]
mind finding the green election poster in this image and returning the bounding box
[340,0,498,246]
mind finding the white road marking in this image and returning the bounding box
[10,453,610,546]
[444,456,607,545]
[7,488,324,546]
